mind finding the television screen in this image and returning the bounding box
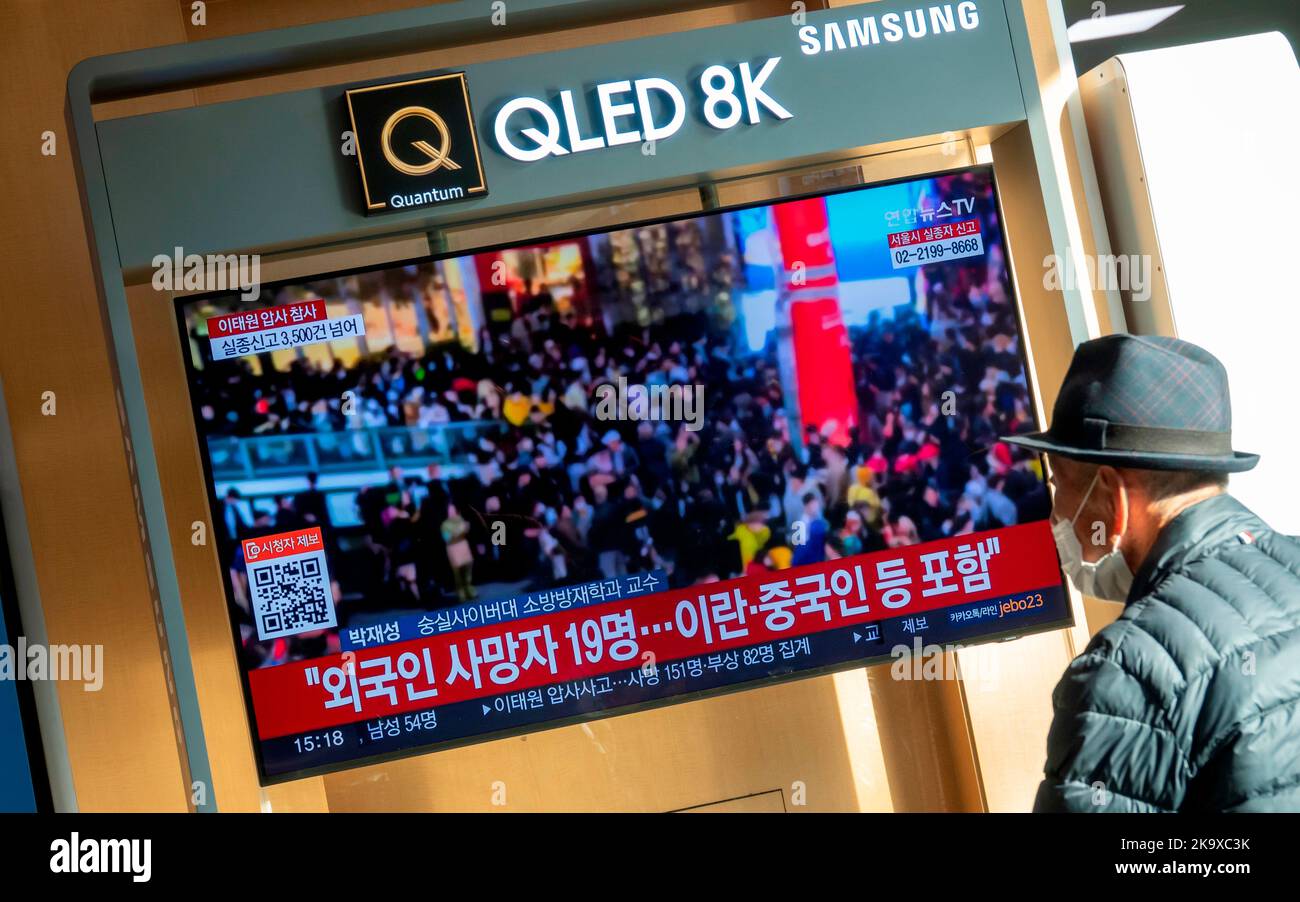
[177,164,1072,782]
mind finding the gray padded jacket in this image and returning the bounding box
[1034,493,1300,812]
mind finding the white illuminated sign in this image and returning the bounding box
[493,57,791,162]
[797,1,980,55]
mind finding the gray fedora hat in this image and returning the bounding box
[1002,334,1258,472]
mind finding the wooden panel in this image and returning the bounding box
[181,0,442,39]
[321,675,887,812]
[261,772,330,813]
[829,669,894,812]
[0,0,197,812]
[957,633,1074,811]
[867,659,984,812]
[1082,597,1123,636]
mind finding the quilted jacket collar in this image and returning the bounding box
[1127,492,1265,604]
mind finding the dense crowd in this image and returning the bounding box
[199,198,1049,668]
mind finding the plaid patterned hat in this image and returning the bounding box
[1002,334,1258,472]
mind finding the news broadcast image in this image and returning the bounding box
[178,167,1071,779]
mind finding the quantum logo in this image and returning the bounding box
[380,106,461,176]
[344,72,487,213]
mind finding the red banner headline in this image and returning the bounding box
[887,218,981,248]
[248,521,1062,739]
[207,300,326,338]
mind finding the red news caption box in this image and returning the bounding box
[247,521,1063,740]
[886,217,981,249]
[207,299,327,338]
[241,526,325,564]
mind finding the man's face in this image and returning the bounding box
[1046,454,1113,563]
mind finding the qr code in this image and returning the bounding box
[248,549,337,640]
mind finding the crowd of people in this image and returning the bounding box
[197,194,1049,668]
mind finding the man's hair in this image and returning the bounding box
[1050,455,1228,524]
[1123,468,1228,503]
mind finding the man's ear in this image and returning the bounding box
[1098,465,1128,546]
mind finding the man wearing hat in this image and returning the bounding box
[1002,334,1300,812]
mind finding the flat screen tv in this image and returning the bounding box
[176,164,1072,782]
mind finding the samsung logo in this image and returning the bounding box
[798,1,980,55]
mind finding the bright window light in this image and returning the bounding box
[1067,5,1184,43]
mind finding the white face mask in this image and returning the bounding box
[1051,471,1134,602]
